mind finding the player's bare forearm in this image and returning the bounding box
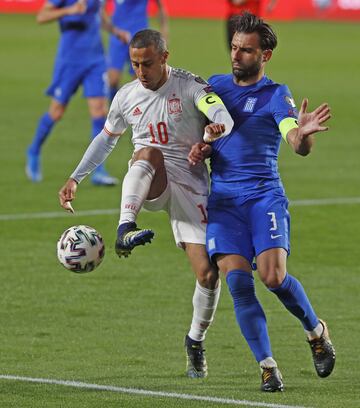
[37,0,86,24]
[287,128,314,156]
[188,143,212,166]
[156,0,169,41]
[101,11,130,43]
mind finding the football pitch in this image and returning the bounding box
[1,13,360,408]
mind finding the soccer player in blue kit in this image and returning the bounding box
[107,0,168,101]
[26,0,129,185]
[188,12,336,392]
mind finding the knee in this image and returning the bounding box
[196,264,219,289]
[259,267,285,289]
[49,109,64,122]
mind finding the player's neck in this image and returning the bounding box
[233,72,264,87]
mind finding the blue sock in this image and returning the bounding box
[269,273,319,330]
[109,86,118,103]
[92,117,106,173]
[226,270,272,362]
[28,112,55,155]
[91,116,105,140]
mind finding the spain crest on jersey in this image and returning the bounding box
[168,98,182,114]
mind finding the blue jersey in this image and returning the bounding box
[51,0,105,65]
[208,74,298,200]
[112,0,148,30]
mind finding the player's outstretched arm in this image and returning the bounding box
[37,0,86,24]
[101,9,130,44]
[59,179,78,213]
[58,130,120,212]
[286,98,331,156]
[155,0,169,43]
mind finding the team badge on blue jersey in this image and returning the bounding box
[243,97,257,112]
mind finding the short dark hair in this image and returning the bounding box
[130,29,167,54]
[229,12,277,50]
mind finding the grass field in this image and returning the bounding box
[1,13,360,408]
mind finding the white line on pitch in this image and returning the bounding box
[0,374,312,408]
[0,196,360,221]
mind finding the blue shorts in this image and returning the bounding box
[107,35,134,75]
[46,59,108,105]
[206,191,290,265]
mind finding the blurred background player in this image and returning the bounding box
[226,0,277,48]
[59,29,234,379]
[107,0,168,102]
[26,0,129,186]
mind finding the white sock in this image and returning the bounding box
[305,321,323,340]
[260,357,277,369]
[188,280,221,342]
[119,160,155,225]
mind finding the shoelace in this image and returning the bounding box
[262,368,273,382]
[310,338,327,355]
[123,229,141,244]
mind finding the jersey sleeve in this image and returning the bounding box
[271,84,299,142]
[104,92,128,136]
[188,75,213,106]
[49,0,63,7]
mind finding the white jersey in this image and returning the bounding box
[105,67,211,195]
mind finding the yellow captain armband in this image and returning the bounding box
[197,92,225,115]
[279,117,298,143]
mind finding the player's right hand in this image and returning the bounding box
[59,178,78,213]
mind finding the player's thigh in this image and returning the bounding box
[250,193,290,258]
[167,183,208,248]
[143,176,171,212]
[206,201,254,266]
[83,61,108,99]
[132,148,167,199]
[46,63,84,105]
[108,37,129,71]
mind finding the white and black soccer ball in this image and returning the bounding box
[57,225,105,273]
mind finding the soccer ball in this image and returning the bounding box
[57,225,105,273]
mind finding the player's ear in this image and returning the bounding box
[161,50,169,64]
[262,49,272,63]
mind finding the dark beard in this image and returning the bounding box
[232,60,262,81]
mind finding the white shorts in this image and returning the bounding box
[143,181,208,248]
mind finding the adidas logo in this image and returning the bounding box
[132,106,142,116]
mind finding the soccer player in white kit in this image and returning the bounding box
[59,29,234,378]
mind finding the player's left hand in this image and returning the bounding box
[298,98,331,138]
[188,142,212,166]
[113,28,130,44]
